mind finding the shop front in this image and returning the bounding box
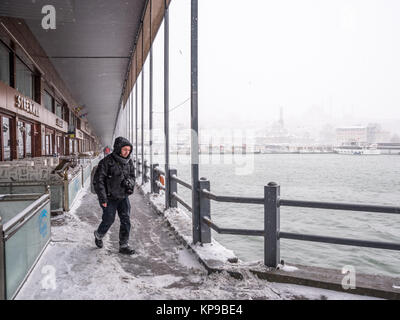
[0,80,68,160]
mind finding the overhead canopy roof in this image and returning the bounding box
[0,0,147,147]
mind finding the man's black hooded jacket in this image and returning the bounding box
[94,137,135,204]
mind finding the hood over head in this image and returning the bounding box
[112,136,133,159]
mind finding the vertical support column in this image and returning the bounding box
[149,0,154,194]
[199,178,211,244]
[168,169,177,208]
[264,182,280,268]
[191,0,201,244]
[144,161,149,183]
[0,217,5,300]
[81,165,84,187]
[151,163,159,194]
[141,35,145,184]
[164,0,170,209]
[135,60,139,178]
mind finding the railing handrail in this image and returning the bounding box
[0,193,44,201]
[146,163,400,270]
[199,189,400,214]
[279,199,400,214]
[171,192,192,212]
[170,174,192,190]
[200,189,264,205]
[279,231,400,251]
[203,216,263,236]
[3,193,50,234]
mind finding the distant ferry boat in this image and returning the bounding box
[334,143,381,155]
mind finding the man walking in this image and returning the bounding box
[93,136,136,254]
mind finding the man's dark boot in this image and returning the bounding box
[119,244,135,255]
[94,231,103,248]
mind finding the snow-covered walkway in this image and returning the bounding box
[15,186,378,300]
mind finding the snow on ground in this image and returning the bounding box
[16,185,379,300]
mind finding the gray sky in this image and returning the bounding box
[165,0,400,134]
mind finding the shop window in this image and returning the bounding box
[56,135,61,155]
[17,121,24,158]
[55,100,62,118]
[45,135,50,155]
[69,138,73,154]
[0,42,10,85]
[16,58,34,99]
[44,91,54,113]
[1,116,11,160]
[25,123,32,157]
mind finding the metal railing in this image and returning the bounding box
[137,163,400,268]
[1,189,51,299]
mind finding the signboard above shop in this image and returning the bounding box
[15,94,39,117]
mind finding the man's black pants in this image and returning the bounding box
[96,197,131,247]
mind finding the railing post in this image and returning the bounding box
[81,165,84,187]
[133,158,137,180]
[151,163,159,194]
[64,176,69,212]
[144,161,149,184]
[264,182,280,268]
[137,159,142,180]
[0,217,5,300]
[168,169,177,208]
[199,177,211,244]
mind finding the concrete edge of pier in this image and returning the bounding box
[137,184,400,300]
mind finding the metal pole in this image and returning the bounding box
[150,0,154,193]
[199,178,211,243]
[152,163,159,193]
[141,34,145,184]
[0,217,5,300]
[264,182,280,268]
[164,0,170,209]
[191,0,201,244]
[169,169,177,208]
[135,55,139,178]
[129,78,131,143]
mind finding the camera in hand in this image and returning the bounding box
[121,177,135,195]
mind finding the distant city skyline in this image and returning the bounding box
[160,0,400,138]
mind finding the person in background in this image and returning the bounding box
[103,146,111,156]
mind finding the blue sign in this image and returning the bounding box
[38,209,48,238]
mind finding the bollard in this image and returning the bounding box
[264,182,280,268]
[0,217,4,300]
[199,177,211,244]
[151,163,159,194]
[168,169,177,208]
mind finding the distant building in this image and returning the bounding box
[336,124,391,145]
[336,126,367,145]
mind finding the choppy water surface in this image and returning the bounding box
[152,153,400,277]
